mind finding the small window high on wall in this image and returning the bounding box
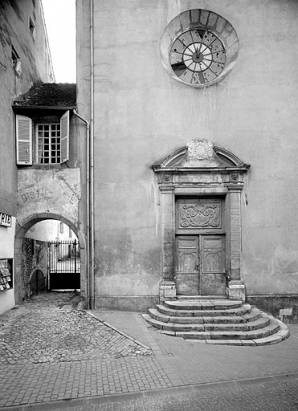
[37,123,61,164]
[16,111,69,165]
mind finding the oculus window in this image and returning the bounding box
[160,10,239,88]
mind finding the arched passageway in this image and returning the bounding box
[14,213,86,304]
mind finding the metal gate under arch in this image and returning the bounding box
[48,240,80,290]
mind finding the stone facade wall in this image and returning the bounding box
[247,295,298,324]
[76,0,298,310]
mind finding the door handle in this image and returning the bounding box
[195,264,199,271]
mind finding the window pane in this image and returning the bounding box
[37,123,61,165]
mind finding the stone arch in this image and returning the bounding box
[28,267,47,296]
[28,266,47,282]
[14,212,86,304]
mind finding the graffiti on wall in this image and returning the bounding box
[20,188,51,204]
[17,169,81,225]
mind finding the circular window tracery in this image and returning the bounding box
[160,10,239,88]
[170,29,226,85]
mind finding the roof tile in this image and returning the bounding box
[13,83,76,107]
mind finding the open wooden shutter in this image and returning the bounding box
[60,110,69,163]
[16,115,32,165]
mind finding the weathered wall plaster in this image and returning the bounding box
[0,0,54,217]
[0,0,54,314]
[17,169,81,226]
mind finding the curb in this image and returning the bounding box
[86,310,152,352]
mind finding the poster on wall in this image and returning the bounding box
[0,212,12,227]
[0,260,12,291]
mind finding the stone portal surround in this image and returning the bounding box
[158,185,245,301]
[153,141,250,302]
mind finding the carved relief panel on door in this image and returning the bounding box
[177,199,222,232]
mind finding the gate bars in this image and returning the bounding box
[48,240,80,290]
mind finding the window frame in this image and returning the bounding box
[16,111,69,166]
[36,122,61,165]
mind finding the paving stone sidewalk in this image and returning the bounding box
[0,293,150,365]
[94,309,298,385]
[0,292,298,409]
[0,293,167,408]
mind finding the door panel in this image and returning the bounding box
[200,273,226,296]
[175,235,226,296]
[175,236,199,295]
[200,235,226,296]
[176,237,198,272]
[201,236,225,274]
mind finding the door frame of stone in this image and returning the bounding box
[152,140,250,302]
[175,198,227,297]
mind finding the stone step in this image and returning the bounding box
[164,299,243,311]
[143,313,281,341]
[156,304,252,317]
[144,313,271,333]
[204,320,290,346]
[150,308,243,324]
[177,295,227,300]
[144,299,290,346]
[149,308,262,324]
[175,321,280,340]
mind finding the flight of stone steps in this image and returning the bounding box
[142,297,290,346]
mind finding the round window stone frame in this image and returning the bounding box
[160,9,240,88]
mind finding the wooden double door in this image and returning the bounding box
[175,235,226,296]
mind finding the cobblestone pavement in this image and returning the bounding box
[0,293,172,408]
[1,293,298,409]
[0,293,150,365]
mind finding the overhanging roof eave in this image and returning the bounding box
[12,105,76,111]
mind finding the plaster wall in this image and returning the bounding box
[17,169,81,227]
[0,0,54,218]
[0,0,54,313]
[77,0,298,306]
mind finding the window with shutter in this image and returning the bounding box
[16,111,70,165]
[60,111,69,163]
[16,115,32,165]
